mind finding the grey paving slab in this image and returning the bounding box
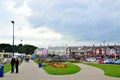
[0,60,120,80]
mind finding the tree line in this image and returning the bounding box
[0,43,37,55]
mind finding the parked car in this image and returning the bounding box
[104,59,113,64]
[86,58,96,62]
[99,59,104,64]
[113,60,120,64]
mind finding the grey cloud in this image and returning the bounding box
[26,0,120,42]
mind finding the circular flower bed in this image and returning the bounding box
[49,62,66,68]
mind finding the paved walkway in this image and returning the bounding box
[0,60,120,80]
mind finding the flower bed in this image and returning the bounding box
[43,63,80,75]
[49,62,66,68]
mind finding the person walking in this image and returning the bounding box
[15,57,19,73]
[11,57,15,73]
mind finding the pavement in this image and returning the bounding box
[0,60,120,80]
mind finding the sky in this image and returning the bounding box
[0,0,120,48]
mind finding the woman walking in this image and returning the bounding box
[15,57,19,73]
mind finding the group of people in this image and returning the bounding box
[11,57,19,73]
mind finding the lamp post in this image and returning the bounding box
[21,40,22,44]
[20,39,23,53]
[11,21,14,57]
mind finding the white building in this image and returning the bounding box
[48,46,67,56]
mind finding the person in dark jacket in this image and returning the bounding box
[15,57,19,73]
[11,57,15,73]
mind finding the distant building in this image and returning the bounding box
[48,46,66,56]
[116,46,120,55]
[35,45,120,59]
[34,48,48,56]
[66,46,87,58]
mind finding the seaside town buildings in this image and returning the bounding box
[1,45,120,59]
[34,45,120,59]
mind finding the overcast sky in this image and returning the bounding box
[0,0,120,48]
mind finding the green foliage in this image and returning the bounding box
[33,58,50,63]
[23,44,37,55]
[0,44,12,52]
[0,43,37,55]
[43,63,80,75]
[33,58,39,63]
[48,53,56,59]
[86,63,120,78]
[18,44,24,53]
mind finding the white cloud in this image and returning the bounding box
[15,26,63,40]
[0,0,120,48]
[3,0,31,16]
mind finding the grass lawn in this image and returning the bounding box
[3,62,22,73]
[4,63,11,73]
[43,63,80,75]
[86,63,120,78]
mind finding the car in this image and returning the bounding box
[113,60,120,64]
[86,58,96,62]
[104,59,113,64]
[99,59,104,64]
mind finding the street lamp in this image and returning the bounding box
[11,21,14,57]
[21,40,23,44]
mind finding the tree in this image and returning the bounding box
[18,44,24,53]
[0,43,12,52]
[23,44,37,55]
[0,43,37,55]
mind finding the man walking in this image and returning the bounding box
[11,57,15,73]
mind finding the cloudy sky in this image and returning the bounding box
[0,0,120,48]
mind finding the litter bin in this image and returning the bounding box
[38,62,42,67]
[0,64,4,77]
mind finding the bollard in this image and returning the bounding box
[0,64,4,77]
[38,62,42,68]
